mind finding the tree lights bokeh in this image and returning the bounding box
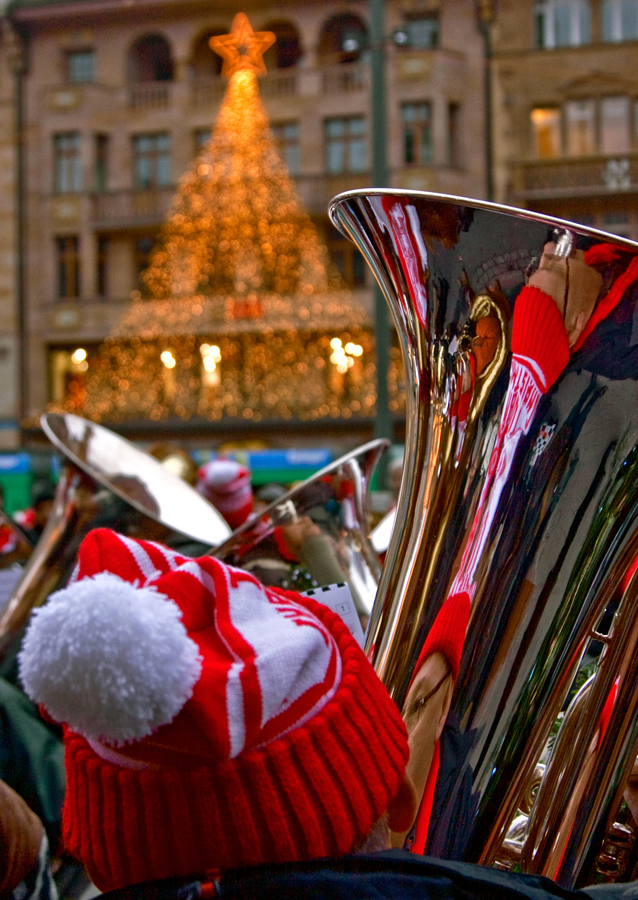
[51,13,390,427]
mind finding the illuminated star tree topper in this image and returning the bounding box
[210,13,276,78]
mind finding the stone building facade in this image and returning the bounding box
[492,0,638,238]
[7,0,487,440]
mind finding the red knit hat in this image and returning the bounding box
[196,459,253,528]
[19,529,408,892]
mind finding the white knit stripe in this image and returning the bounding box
[223,568,339,743]
[116,533,159,581]
[225,660,247,759]
[253,652,342,751]
[513,353,547,392]
[146,541,184,571]
[87,737,152,770]
[174,559,217,598]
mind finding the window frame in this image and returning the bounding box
[53,131,82,194]
[402,101,434,166]
[56,235,81,299]
[272,120,300,175]
[534,0,591,48]
[324,115,368,175]
[530,106,562,158]
[132,132,171,189]
[66,48,95,84]
[602,0,638,42]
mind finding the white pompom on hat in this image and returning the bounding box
[19,571,202,746]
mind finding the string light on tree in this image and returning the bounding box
[50,13,378,427]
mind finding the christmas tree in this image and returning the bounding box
[58,14,376,425]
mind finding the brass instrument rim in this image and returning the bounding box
[328,188,638,254]
[41,413,231,545]
[211,437,389,556]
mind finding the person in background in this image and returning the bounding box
[16,528,638,900]
[15,487,55,544]
[196,459,253,529]
[0,778,57,900]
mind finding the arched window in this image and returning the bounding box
[127,34,174,83]
[602,0,638,40]
[262,20,302,69]
[190,29,227,79]
[318,14,368,64]
[534,0,591,47]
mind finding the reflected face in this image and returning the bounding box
[402,651,453,813]
[473,316,501,375]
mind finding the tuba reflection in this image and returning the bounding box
[329,190,638,888]
[211,438,388,618]
[0,413,231,657]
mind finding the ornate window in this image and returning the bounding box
[532,97,635,158]
[602,0,638,40]
[402,102,433,165]
[53,132,81,193]
[127,34,174,82]
[530,107,561,157]
[601,96,631,153]
[534,0,591,48]
[132,133,171,189]
[326,224,366,288]
[96,237,108,297]
[66,49,95,84]
[324,116,367,174]
[95,134,109,191]
[56,236,80,299]
[565,99,596,155]
[262,20,302,69]
[194,128,211,155]
[272,121,300,174]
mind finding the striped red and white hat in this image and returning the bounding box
[19,528,408,892]
[196,459,253,528]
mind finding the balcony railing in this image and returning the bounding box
[91,187,175,227]
[45,63,370,117]
[320,63,367,94]
[89,174,372,227]
[510,153,638,201]
[189,63,366,108]
[127,82,173,110]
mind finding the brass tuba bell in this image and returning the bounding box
[330,190,638,888]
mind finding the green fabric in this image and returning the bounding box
[0,677,65,847]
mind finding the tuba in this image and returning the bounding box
[330,190,638,889]
[212,438,388,617]
[0,413,231,657]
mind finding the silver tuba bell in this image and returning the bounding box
[330,190,638,889]
[212,438,388,618]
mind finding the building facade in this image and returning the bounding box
[492,0,638,239]
[8,0,487,443]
